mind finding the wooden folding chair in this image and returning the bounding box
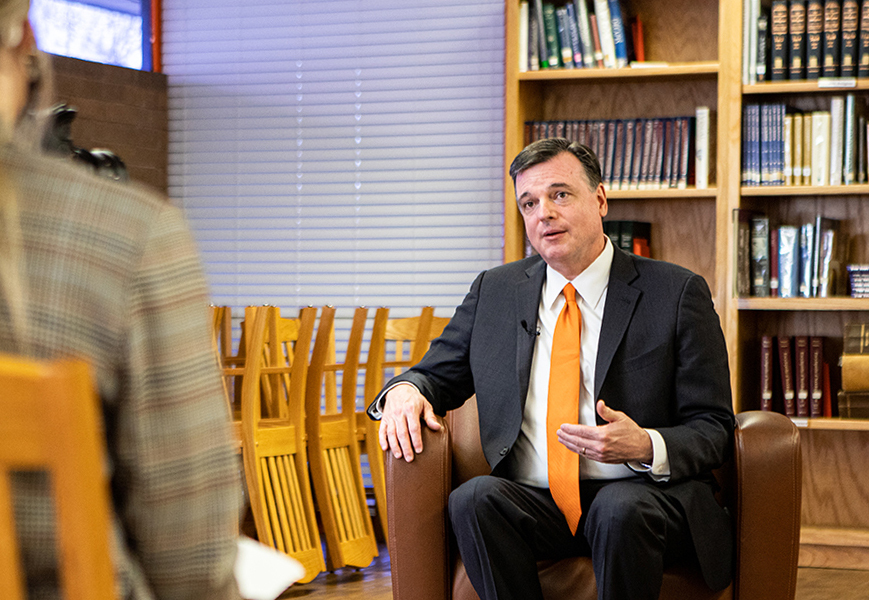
[0,355,116,600]
[359,306,450,542]
[305,306,378,570]
[240,306,325,583]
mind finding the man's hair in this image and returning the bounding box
[509,138,602,191]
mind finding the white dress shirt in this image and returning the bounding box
[506,237,670,487]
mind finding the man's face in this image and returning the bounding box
[516,151,608,280]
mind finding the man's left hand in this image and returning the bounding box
[556,400,653,464]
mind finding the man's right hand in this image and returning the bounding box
[378,383,442,462]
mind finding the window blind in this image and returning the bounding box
[162,0,506,331]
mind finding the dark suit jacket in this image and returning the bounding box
[370,246,735,591]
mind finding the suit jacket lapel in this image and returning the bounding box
[516,258,545,407]
[594,247,641,400]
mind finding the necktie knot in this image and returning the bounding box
[563,283,577,307]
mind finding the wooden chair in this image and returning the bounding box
[305,306,379,570]
[240,306,325,583]
[0,355,116,600]
[210,305,243,451]
[359,306,451,542]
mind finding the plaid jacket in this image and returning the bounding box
[1,144,241,600]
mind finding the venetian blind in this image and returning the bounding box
[161,0,505,326]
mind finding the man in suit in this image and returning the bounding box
[367,138,735,600]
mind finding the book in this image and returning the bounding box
[746,0,761,83]
[840,0,860,76]
[810,110,831,186]
[520,1,531,71]
[631,15,645,62]
[778,225,800,298]
[794,336,810,417]
[669,118,682,188]
[695,107,711,189]
[844,322,869,353]
[652,119,665,188]
[790,0,808,78]
[564,3,584,67]
[784,113,794,185]
[612,120,626,189]
[829,96,845,187]
[838,390,869,418]
[556,7,576,68]
[841,354,869,390]
[630,118,644,189]
[751,215,771,297]
[823,0,842,77]
[734,209,756,297]
[593,0,617,68]
[588,13,605,67]
[799,222,816,297]
[622,119,636,190]
[807,0,825,78]
[761,335,775,411]
[603,119,616,185]
[662,118,676,189]
[603,220,621,247]
[809,337,825,417]
[860,0,869,77]
[859,112,867,183]
[803,112,814,183]
[677,116,692,189]
[771,0,790,80]
[757,9,771,81]
[843,93,858,185]
[815,216,842,296]
[533,0,549,68]
[574,0,596,68]
[779,336,797,416]
[639,119,655,189]
[794,113,805,185]
[541,2,562,68]
[607,0,629,68]
[770,226,781,296]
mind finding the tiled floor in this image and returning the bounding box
[279,544,869,599]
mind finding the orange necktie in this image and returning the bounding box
[547,283,582,534]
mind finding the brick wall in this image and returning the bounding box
[50,55,168,195]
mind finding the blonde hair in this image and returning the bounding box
[0,0,33,348]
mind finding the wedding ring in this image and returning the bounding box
[581,447,587,456]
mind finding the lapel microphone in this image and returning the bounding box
[520,320,541,337]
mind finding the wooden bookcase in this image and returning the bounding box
[504,0,869,571]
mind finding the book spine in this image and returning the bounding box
[841,354,869,390]
[589,13,605,67]
[653,118,665,189]
[604,119,617,186]
[751,216,771,297]
[860,0,869,76]
[770,226,781,296]
[640,119,654,189]
[803,112,814,182]
[696,107,711,189]
[612,120,625,189]
[533,0,550,68]
[749,0,761,83]
[520,1,531,72]
[771,0,789,80]
[778,225,800,298]
[761,335,775,411]
[810,337,824,417]
[607,0,629,68]
[844,323,869,353]
[799,222,816,298]
[556,7,576,68]
[791,0,808,78]
[823,0,842,77]
[795,335,810,417]
[830,96,845,186]
[593,0,617,68]
[734,209,753,297]
[663,118,676,189]
[840,0,860,76]
[794,113,805,185]
[630,118,644,189]
[758,9,771,81]
[678,116,691,189]
[604,220,621,247]
[622,119,635,191]
[784,113,794,185]
[811,111,831,186]
[779,336,796,416]
[564,4,584,67]
[574,0,596,67]
[542,2,562,68]
[844,93,857,184]
[761,104,772,184]
[807,0,825,78]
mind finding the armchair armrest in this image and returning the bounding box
[733,411,802,600]
[386,418,452,600]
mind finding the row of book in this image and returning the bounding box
[760,335,837,417]
[742,96,868,187]
[525,110,712,190]
[744,0,869,83]
[603,220,650,257]
[519,0,640,72]
[734,211,845,298]
[836,323,869,417]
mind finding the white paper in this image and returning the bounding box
[234,536,306,600]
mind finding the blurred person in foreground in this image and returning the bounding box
[368,138,735,600]
[0,1,242,598]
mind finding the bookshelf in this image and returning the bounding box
[504,0,869,571]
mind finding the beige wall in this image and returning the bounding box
[50,55,168,195]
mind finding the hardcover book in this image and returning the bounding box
[771,0,790,80]
[807,0,825,78]
[809,336,825,417]
[823,0,842,77]
[779,336,797,416]
[761,335,775,411]
[840,0,860,76]
[860,0,869,76]
[778,225,800,298]
[751,216,771,297]
[790,0,808,78]
[795,336,810,417]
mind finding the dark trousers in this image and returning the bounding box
[448,475,694,600]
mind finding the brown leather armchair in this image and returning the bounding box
[385,399,801,600]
